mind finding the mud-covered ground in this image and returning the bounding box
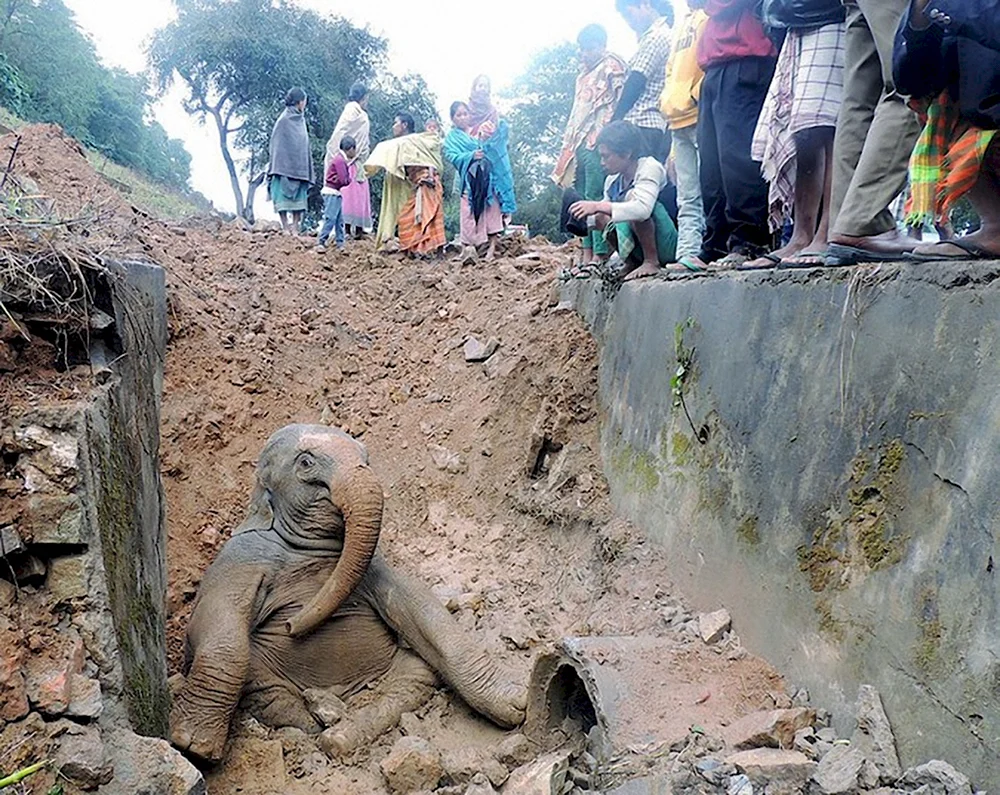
[1,124,785,794]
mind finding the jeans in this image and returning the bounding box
[671,125,706,261]
[318,193,345,247]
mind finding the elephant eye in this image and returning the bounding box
[297,452,317,471]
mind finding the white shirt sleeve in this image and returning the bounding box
[610,158,667,224]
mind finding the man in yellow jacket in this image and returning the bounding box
[661,3,709,266]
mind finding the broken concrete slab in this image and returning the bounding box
[699,609,732,645]
[851,685,901,783]
[727,748,817,794]
[723,708,815,750]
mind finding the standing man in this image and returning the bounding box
[824,1,921,264]
[696,0,778,267]
[613,0,675,162]
[661,1,708,268]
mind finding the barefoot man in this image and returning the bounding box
[569,121,678,281]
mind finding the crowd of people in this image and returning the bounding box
[265,0,1000,275]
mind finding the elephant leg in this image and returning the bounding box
[241,681,322,734]
[367,559,527,728]
[170,568,265,763]
[320,650,438,759]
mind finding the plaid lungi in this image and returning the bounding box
[905,91,996,228]
[752,22,845,232]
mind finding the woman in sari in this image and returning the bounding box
[468,75,501,140]
[443,101,517,261]
[268,87,314,234]
[365,122,446,257]
[326,83,373,238]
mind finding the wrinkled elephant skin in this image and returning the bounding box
[169,424,526,763]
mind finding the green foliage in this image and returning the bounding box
[671,318,695,408]
[0,0,192,190]
[502,43,578,240]
[150,0,438,220]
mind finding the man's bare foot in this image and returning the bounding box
[624,262,662,281]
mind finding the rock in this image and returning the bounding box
[0,641,29,721]
[66,675,103,720]
[724,708,816,751]
[25,494,85,545]
[442,746,484,786]
[461,246,479,265]
[178,247,197,264]
[0,525,25,556]
[605,774,674,795]
[55,725,113,789]
[699,609,732,645]
[728,774,754,795]
[464,336,500,363]
[446,592,485,613]
[429,444,468,475]
[465,772,498,794]
[851,686,901,783]
[900,761,973,795]
[303,687,347,727]
[47,554,91,602]
[696,757,734,786]
[0,579,15,609]
[494,733,537,769]
[728,748,817,794]
[483,758,510,788]
[811,744,867,795]
[380,736,443,793]
[793,727,818,760]
[25,661,72,715]
[341,358,360,376]
[11,554,46,584]
[399,712,425,738]
[502,751,570,795]
[100,731,205,795]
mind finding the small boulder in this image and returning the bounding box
[494,733,537,769]
[464,772,498,794]
[724,708,816,751]
[0,525,25,556]
[55,725,113,790]
[699,609,732,645]
[100,731,204,795]
[441,746,484,786]
[66,675,103,720]
[811,744,867,795]
[900,761,973,795]
[25,662,72,716]
[381,736,443,793]
[464,337,500,363]
[502,751,570,795]
[429,444,468,475]
[851,686,901,783]
[728,748,817,794]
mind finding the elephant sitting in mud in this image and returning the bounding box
[169,424,526,763]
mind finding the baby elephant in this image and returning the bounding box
[169,424,525,763]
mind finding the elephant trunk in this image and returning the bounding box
[286,465,384,637]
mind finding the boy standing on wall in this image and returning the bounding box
[317,135,357,254]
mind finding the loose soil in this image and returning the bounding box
[2,124,786,794]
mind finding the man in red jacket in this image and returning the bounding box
[696,0,778,267]
[824,0,921,264]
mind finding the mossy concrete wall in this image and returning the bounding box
[81,259,170,736]
[569,264,1000,789]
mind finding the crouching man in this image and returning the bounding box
[569,121,679,281]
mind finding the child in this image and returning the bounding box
[316,135,356,253]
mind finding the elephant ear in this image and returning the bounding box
[234,482,274,535]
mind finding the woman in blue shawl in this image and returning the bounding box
[443,101,517,261]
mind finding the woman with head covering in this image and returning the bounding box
[365,113,447,257]
[327,82,373,238]
[268,87,314,234]
[468,75,501,140]
[444,100,518,261]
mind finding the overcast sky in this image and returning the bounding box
[62,0,645,216]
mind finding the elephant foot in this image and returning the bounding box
[319,651,438,759]
[241,682,323,734]
[170,703,229,764]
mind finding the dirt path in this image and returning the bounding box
[154,225,784,793]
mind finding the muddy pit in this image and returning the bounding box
[0,124,896,795]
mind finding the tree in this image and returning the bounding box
[502,43,579,241]
[149,0,438,222]
[0,0,192,189]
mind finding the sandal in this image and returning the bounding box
[736,252,782,271]
[781,251,830,269]
[905,239,1000,262]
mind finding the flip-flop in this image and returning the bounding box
[780,251,830,269]
[736,252,782,271]
[663,256,707,274]
[905,239,1000,262]
[825,244,912,266]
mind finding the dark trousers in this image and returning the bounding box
[698,57,776,260]
[636,126,671,163]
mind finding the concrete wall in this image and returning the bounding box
[569,264,1000,790]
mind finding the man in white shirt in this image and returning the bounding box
[568,121,681,280]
